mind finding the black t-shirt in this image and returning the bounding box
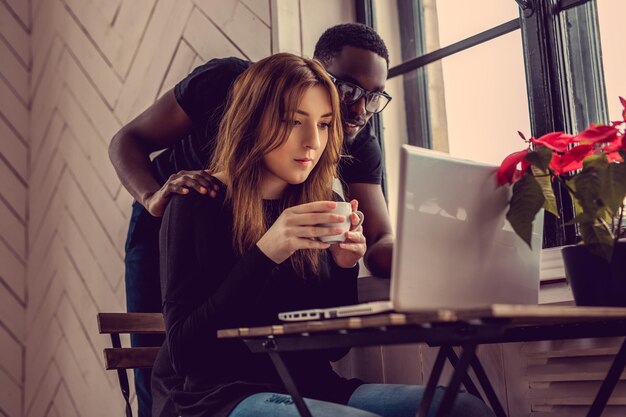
[151,57,383,187]
[152,185,362,417]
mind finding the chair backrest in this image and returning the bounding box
[97,312,165,369]
[97,312,165,417]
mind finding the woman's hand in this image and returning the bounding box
[329,200,367,268]
[257,201,346,264]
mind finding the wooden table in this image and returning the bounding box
[217,304,626,417]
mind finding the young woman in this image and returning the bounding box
[152,53,493,417]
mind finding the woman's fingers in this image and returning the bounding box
[297,226,344,239]
[289,212,346,226]
[289,201,337,214]
[344,228,364,241]
[300,238,332,250]
[338,230,366,252]
[338,242,365,252]
[349,212,363,228]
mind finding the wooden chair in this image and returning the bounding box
[97,313,165,417]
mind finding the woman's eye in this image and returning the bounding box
[290,120,301,126]
[319,122,331,129]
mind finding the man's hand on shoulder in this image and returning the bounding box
[143,170,220,216]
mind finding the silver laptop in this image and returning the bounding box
[278,145,543,321]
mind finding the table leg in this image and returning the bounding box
[469,353,508,417]
[443,346,483,400]
[267,350,313,417]
[435,343,477,417]
[417,346,448,417]
[586,337,626,417]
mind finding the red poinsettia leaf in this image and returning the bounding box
[576,124,619,144]
[549,154,564,175]
[603,135,624,154]
[560,159,584,175]
[550,144,594,175]
[607,151,624,163]
[497,149,529,185]
[530,132,574,152]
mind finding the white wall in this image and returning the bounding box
[272,0,355,57]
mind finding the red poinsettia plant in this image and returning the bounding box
[497,97,626,261]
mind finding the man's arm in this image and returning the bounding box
[347,183,393,278]
[109,89,215,216]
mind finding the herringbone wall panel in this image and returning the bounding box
[1,1,356,415]
[0,0,29,416]
[24,1,270,416]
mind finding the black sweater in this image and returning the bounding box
[152,184,362,417]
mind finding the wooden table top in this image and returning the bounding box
[217,304,626,339]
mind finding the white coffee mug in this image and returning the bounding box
[318,202,364,244]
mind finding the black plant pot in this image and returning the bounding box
[562,241,626,307]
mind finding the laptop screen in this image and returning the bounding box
[390,145,543,310]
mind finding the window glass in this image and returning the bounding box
[380,32,530,226]
[433,0,520,52]
[382,31,530,163]
[435,31,531,164]
[375,0,520,67]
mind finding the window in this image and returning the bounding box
[359,0,616,248]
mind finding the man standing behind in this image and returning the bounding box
[109,23,394,417]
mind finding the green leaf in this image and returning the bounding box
[564,212,594,226]
[526,146,553,171]
[506,174,545,248]
[531,166,559,217]
[599,163,626,214]
[574,170,603,218]
[582,153,609,171]
[571,195,584,217]
[578,220,614,261]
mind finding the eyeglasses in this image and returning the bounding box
[328,74,392,113]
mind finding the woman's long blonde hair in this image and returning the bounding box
[208,53,343,276]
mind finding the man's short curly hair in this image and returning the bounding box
[313,23,389,68]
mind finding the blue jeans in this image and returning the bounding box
[228,384,496,417]
[125,201,166,417]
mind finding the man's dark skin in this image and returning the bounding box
[109,46,393,277]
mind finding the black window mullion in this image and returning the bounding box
[397,0,431,149]
[560,0,608,129]
[519,0,577,247]
[520,0,605,247]
[355,0,376,30]
[388,19,520,79]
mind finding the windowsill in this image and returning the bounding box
[539,246,573,304]
[540,246,566,282]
